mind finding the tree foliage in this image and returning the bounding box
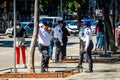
[39,0,88,16]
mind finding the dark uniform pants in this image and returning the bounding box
[61,41,67,59]
[54,38,61,62]
[38,44,49,72]
[79,40,93,70]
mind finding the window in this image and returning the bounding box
[27,23,34,28]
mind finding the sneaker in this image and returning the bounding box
[16,64,20,68]
[85,69,93,73]
[41,69,49,73]
[76,65,83,68]
[21,64,27,68]
[55,60,60,63]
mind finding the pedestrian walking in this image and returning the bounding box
[61,22,70,60]
[12,22,27,68]
[38,22,51,73]
[77,19,94,73]
[48,22,54,60]
[95,19,104,50]
[54,20,64,63]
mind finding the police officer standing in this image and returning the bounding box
[38,22,51,73]
[54,20,64,63]
[61,22,70,60]
[77,19,94,73]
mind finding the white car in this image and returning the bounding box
[39,17,63,27]
[5,27,14,38]
[66,20,79,36]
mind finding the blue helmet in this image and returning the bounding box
[82,19,91,26]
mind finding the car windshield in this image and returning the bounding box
[66,20,72,25]
[70,21,77,26]
[20,23,27,27]
[40,18,53,23]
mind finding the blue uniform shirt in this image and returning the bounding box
[81,27,92,49]
[54,25,63,42]
[38,28,51,46]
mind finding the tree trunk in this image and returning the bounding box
[116,0,120,21]
[78,0,82,51]
[77,0,82,27]
[28,0,39,73]
[102,0,116,53]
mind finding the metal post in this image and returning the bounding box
[60,0,63,18]
[103,16,107,55]
[103,6,107,55]
[25,0,27,10]
[13,0,17,73]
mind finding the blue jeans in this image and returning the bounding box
[96,32,103,49]
[49,38,54,59]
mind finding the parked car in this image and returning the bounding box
[5,22,34,38]
[39,17,63,28]
[66,20,79,36]
[20,22,34,37]
[65,20,73,26]
[5,27,14,38]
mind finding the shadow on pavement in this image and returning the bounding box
[0,41,35,47]
[0,41,79,47]
[95,69,117,72]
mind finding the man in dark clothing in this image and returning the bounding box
[61,22,70,60]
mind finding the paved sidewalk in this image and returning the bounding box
[6,61,120,80]
[1,36,120,80]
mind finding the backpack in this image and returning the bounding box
[118,27,120,35]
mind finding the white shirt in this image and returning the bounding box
[81,27,92,49]
[38,28,51,46]
[54,25,63,42]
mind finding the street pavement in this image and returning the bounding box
[0,34,120,80]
